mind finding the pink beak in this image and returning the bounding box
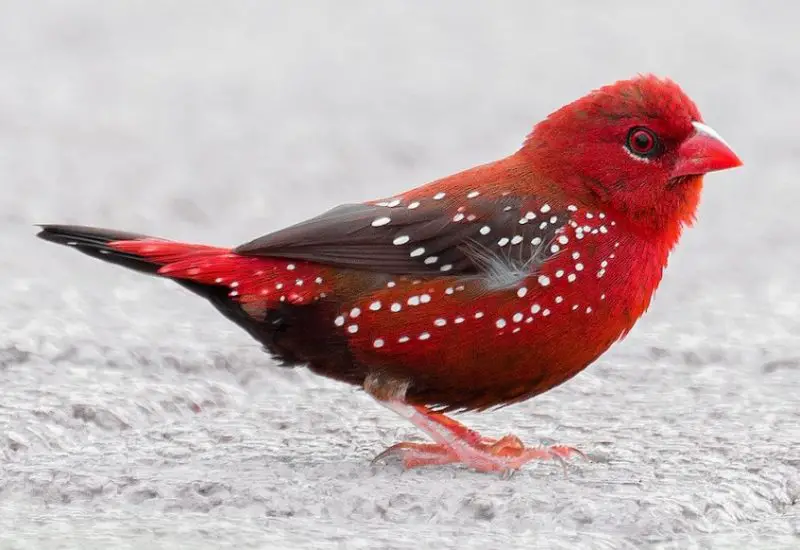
[671,121,743,178]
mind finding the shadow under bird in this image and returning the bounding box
[37,75,742,474]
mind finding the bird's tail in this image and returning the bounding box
[36,224,228,277]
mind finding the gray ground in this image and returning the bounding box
[1,1,798,548]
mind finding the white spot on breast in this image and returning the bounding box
[393,235,410,245]
[295,279,304,286]
[407,296,421,306]
[525,211,536,220]
[531,236,542,246]
[597,269,606,278]
[348,324,359,333]
[567,204,578,212]
[424,256,438,265]
[369,301,382,311]
[440,264,453,272]
[601,260,608,268]
[480,225,491,235]
[350,307,361,318]
[550,215,558,224]
[453,213,465,222]
[287,264,296,271]
[387,281,396,288]
[517,287,528,298]
[511,235,524,245]
[371,217,391,227]
[467,190,480,199]
[454,316,465,324]
[550,244,560,253]
[601,294,606,300]
[433,192,446,200]
[555,269,564,278]
[410,247,425,257]
[498,237,510,247]
[230,281,239,288]
[531,304,541,314]
[518,217,528,225]
[567,273,576,282]
[555,296,564,303]
[600,226,608,234]
[540,204,551,213]
[572,251,580,259]
[390,302,402,312]
[276,283,284,289]
[420,293,431,303]
[557,235,569,245]
[512,312,523,323]
[445,287,454,295]
[315,277,323,284]
[538,275,551,287]
[474,311,484,319]
[373,338,385,348]
[398,336,410,343]
[215,277,224,283]
[542,309,551,317]
[586,306,593,313]
[496,319,507,329]
[419,332,431,340]
[575,263,584,271]
[408,201,420,209]
[539,221,548,230]
[434,318,447,327]
[586,212,594,219]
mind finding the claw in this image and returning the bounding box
[371,399,586,475]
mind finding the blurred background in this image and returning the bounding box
[1,1,798,548]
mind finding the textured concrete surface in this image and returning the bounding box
[1,1,798,548]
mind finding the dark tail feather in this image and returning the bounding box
[36,224,279,346]
[36,224,165,275]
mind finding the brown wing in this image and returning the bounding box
[234,197,569,276]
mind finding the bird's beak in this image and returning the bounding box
[671,121,743,178]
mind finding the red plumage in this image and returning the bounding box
[37,75,742,474]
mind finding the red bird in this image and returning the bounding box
[38,75,742,474]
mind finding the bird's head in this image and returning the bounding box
[523,75,742,235]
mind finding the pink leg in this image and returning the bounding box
[372,400,586,474]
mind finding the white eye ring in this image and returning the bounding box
[624,146,651,163]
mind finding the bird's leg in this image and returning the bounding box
[372,400,586,474]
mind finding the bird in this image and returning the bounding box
[37,75,742,474]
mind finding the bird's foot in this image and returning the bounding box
[372,401,586,475]
[373,436,585,474]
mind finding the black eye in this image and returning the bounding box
[626,127,660,158]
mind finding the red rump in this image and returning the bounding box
[110,239,332,306]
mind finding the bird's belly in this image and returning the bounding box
[342,229,664,411]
